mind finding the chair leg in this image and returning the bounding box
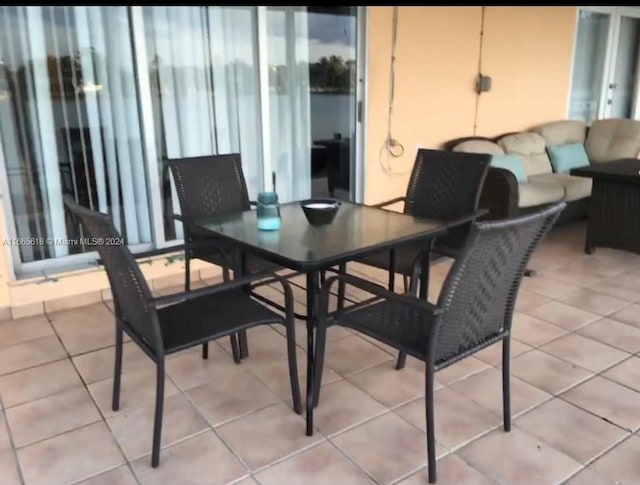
[395,293,408,369]
[502,337,511,432]
[286,323,303,414]
[151,358,165,468]
[229,333,241,364]
[221,266,242,360]
[112,324,123,412]
[239,330,249,359]
[313,321,328,408]
[395,274,416,370]
[425,365,437,484]
[184,253,191,292]
[186,254,211,360]
[337,263,346,310]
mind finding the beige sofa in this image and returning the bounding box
[448,118,640,223]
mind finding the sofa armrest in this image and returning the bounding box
[479,167,519,220]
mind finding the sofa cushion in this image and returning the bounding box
[497,132,553,176]
[585,118,640,163]
[518,180,564,208]
[452,139,505,155]
[533,120,587,146]
[547,142,590,173]
[529,173,592,202]
[490,154,528,183]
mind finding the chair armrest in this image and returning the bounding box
[320,273,443,317]
[149,271,294,314]
[172,214,190,224]
[96,245,185,266]
[479,167,519,220]
[445,208,489,227]
[96,240,233,268]
[129,245,185,260]
[371,196,406,209]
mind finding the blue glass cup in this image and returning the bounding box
[256,191,281,231]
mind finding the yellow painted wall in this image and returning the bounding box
[476,7,578,136]
[365,6,483,205]
[364,6,577,204]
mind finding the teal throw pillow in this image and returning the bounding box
[547,142,590,173]
[490,154,528,183]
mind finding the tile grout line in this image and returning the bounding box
[177,365,314,480]
[548,432,636,485]
[322,438,382,484]
[43,307,143,485]
[1,393,27,485]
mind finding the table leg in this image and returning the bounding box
[305,270,320,436]
[239,251,249,359]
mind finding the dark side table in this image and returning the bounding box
[571,158,640,254]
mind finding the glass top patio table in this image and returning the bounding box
[191,199,452,437]
[191,200,450,272]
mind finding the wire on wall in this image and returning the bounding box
[379,5,407,176]
[473,6,486,136]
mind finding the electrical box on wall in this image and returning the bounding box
[476,74,492,93]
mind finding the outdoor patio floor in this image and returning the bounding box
[1,221,640,485]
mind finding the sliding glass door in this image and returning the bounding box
[307,7,358,201]
[266,6,359,202]
[609,12,640,118]
[0,5,364,276]
[569,7,640,122]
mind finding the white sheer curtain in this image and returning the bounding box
[0,6,151,263]
[267,7,312,203]
[143,6,263,240]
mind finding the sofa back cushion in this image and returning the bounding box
[490,154,528,183]
[533,120,587,146]
[547,142,590,173]
[585,118,640,163]
[452,139,505,155]
[497,132,553,176]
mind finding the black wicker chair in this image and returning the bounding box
[63,195,301,468]
[168,154,283,361]
[314,201,566,483]
[342,148,491,368]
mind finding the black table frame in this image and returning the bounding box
[571,158,640,255]
[191,202,450,435]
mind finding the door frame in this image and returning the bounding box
[607,7,640,119]
[353,6,368,203]
[569,6,640,121]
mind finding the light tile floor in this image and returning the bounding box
[2,221,640,484]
